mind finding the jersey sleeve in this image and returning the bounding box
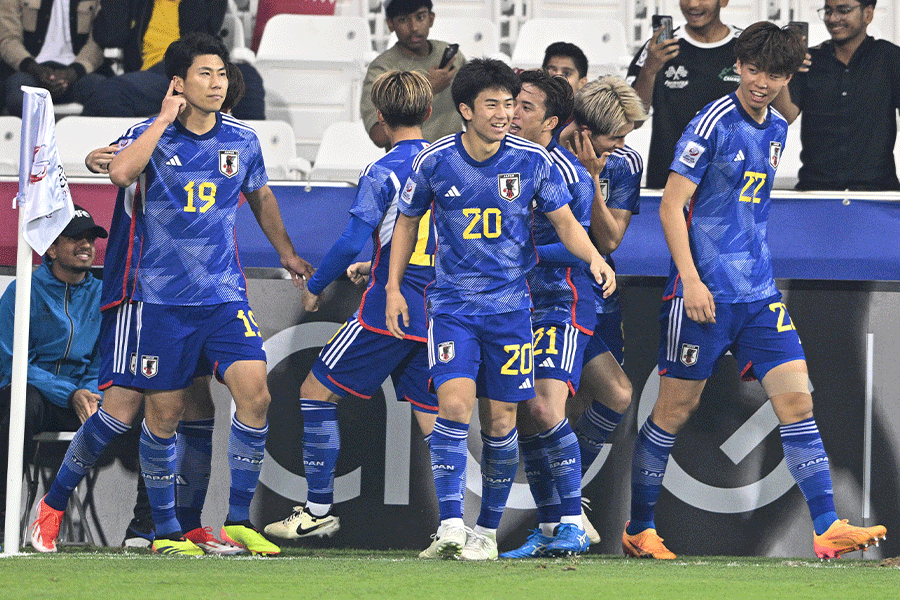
[349,163,391,228]
[669,117,717,185]
[606,156,643,214]
[534,158,572,214]
[570,177,593,226]
[625,40,649,84]
[240,131,268,194]
[399,153,434,217]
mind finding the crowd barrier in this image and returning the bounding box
[2,180,898,557]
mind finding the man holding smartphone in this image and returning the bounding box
[361,0,465,148]
[626,0,741,188]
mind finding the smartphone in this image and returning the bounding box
[652,15,674,42]
[787,21,809,50]
[438,43,459,69]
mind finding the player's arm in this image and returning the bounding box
[545,204,615,297]
[303,216,375,312]
[244,184,315,287]
[659,171,715,324]
[771,81,800,124]
[385,212,421,339]
[108,79,185,187]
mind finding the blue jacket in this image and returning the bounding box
[0,262,102,409]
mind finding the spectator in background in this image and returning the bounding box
[0,0,109,116]
[361,0,464,148]
[626,0,741,188]
[772,0,900,191]
[77,0,264,120]
[0,206,106,504]
[542,42,588,94]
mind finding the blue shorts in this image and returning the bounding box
[658,295,806,381]
[428,310,535,403]
[533,320,590,394]
[583,310,625,367]
[131,301,266,390]
[100,302,213,390]
[311,316,437,413]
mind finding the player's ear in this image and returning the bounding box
[173,76,185,95]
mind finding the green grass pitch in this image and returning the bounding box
[0,548,896,600]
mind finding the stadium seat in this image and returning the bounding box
[308,121,385,184]
[21,431,96,548]
[243,119,311,180]
[0,116,22,177]
[54,116,145,177]
[251,0,337,52]
[222,0,256,63]
[255,14,372,162]
[387,17,507,61]
[511,18,630,78]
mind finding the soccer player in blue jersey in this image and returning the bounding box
[496,69,593,558]
[622,22,886,560]
[261,70,441,543]
[385,58,615,560]
[31,32,314,556]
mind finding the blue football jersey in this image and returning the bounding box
[527,140,594,332]
[354,139,434,341]
[119,113,268,306]
[592,145,643,314]
[664,93,784,303]
[100,182,140,311]
[400,133,572,316]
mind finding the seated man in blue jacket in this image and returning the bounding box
[0,205,107,501]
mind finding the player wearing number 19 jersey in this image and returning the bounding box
[624,23,885,560]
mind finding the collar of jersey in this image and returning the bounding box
[729,92,771,130]
[171,111,222,140]
[456,132,506,168]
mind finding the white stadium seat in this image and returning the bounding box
[308,121,385,184]
[511,18,629,78]
[54,116,146,177]
[0,116,22,176]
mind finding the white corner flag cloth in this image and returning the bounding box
[18,86,74,256]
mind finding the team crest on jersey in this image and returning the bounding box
[141,355,159,378]
[219,150,239,178]
[769,141,782,170]
[598,178,610,202]
[498,173,520,201]
[129,352,137,375]
[680,344,699,367]
[437,341,455,363]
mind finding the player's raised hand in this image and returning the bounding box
[85,144,118,174]
[346,261,371,287]
[302,287,320,312]
[159,78,188,125]
[385,288,409,339]
[589,255,617,297]
[282,253,315,288]
[683,278,716,324]
[570,129,610,180]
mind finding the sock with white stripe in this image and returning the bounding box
[140,421,180,537]
[627,418,676,535]
[45,408,129,511]
[541,419,582,521]
[574,401,624,476]
[226,415,267,523]
[175,418,214,532]
[300,399,339,512]
[430,417,469,521]
[477,428,519,529]
[780,418,837,535]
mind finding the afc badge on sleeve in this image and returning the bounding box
[769,141,782,170]
[219,150,239,178]
[498,173,521,201]
[680,343,699,367]
[437,341,455,363]
[678,141,705,168]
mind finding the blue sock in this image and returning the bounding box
[227,415,267,523]
[477,428,519,530]
[627,418,676,535]
[175,418,214,532]
[520,433,559,525]
[541,419,582,519]
[574,401,624,476]
[139,421,179,537]
[430,417,469,521]
[46,409,129,511]
[423,433,432,447]
[300,399,340,508]
[780,418,837,535]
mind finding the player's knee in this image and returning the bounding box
[526,397,561,431]
[603,379,633,414]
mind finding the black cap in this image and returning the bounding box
[59,205,108,239]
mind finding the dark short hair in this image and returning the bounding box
[542,42,588,79]
[164,32,229,80]
[451,58,520,120]
[385,0,433,20]
[518,69,574,129]
[734,21,805,76]
[222,62,245,113]
[858,0,876,7]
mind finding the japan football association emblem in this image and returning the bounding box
[141,355,159,378]
[598,178,610,203]
[129,352,137,375]
[219,150,239,178]
[498,173,521,201]
[437,341,455,363]
[680,344,699,367]
[769,141,782,170]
